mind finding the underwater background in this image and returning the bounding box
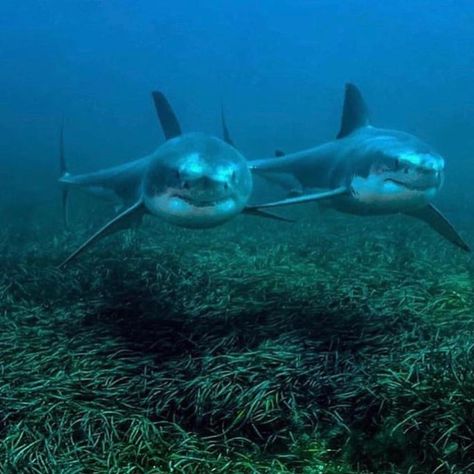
[1,1,474,473]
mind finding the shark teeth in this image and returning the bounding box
[384,178,437,191]
[172,194,228,208]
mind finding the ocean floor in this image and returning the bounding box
[1,203,473,473]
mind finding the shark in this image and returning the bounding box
[58,91,290,267]
[248,83,470,252]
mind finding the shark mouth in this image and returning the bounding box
[384,177,438,191]
[172,193,233,208]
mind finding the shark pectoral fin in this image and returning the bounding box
[152,91,182,140]
[249,186,349,209]
[58,201,147,268]
[405,204,470,252]
[243,207,295,223]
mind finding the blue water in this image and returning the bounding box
[1,0,473,216]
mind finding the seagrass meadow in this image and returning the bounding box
[1,201,473,474]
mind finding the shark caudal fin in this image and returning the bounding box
[59,122,70,228]
[337,83,371,139]
[220,105,235,146]
[151,91,182,140]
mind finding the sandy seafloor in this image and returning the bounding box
[1,199,473,474]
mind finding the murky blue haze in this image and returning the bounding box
[1,0,473,222]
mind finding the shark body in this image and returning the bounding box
[58,92,289,267]
[250,83,469,251]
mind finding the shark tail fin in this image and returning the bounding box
[337,83,370,139]
[152,91,182,140]
[59,121,70,229]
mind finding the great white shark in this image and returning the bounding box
[58,91,290,267]
[248,83,470,252]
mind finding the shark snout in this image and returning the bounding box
[415,168,443,189]
[176,156,238,199]
[385,168,442,191]
[423,153,445,172]
[388,152,444,191]
[180,174,228,188]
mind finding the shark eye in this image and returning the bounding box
[396,159,410,173]
[374,163,390,173]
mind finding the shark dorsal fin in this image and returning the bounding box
[152,91,182,140]
[336,83,370,139]
[220,105,235,146]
